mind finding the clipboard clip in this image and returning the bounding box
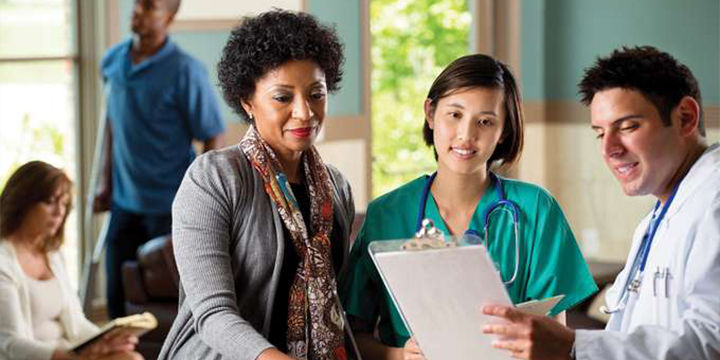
[402,219,455,251]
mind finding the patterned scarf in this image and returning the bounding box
[240,126,347,360]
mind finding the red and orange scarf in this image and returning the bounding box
[240,126,347,360]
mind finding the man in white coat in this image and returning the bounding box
[482,46,720,360]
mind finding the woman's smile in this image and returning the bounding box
[286,126,316,139]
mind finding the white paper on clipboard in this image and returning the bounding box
[369,240,514,360]
[516,294,565,316]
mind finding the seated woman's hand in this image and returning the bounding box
[401,337,426,360]
[78,331,139,359]
[104,331,139,353]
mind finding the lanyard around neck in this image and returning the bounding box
[631,182,682,279]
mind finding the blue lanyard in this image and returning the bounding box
[626,183,681,284]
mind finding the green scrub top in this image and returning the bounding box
[339,174,598,348]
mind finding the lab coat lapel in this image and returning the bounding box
[664,143,720,220]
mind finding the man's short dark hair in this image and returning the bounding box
[578,45,705,136]
[218,10,344,123]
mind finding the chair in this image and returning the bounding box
[121,235,178,359]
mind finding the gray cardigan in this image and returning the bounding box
[158,145,355,360]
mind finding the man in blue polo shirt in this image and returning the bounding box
[95,0,225,318]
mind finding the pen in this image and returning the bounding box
[653,267,661,297]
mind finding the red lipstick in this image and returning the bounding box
[288,127,313,138]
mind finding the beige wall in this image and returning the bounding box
[175,0,302,20]
[517,101,720,262]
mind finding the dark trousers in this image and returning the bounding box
[105,206,171,319]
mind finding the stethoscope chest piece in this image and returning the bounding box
[403,219,457,251]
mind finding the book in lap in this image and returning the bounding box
[70,312,158,353]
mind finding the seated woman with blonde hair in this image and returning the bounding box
[0,161,142,360]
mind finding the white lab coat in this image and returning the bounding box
[575,143,720,360]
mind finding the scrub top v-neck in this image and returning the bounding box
[340,175,598,347]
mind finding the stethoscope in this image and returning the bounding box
[416,171,521,285]
[600,182,681,314]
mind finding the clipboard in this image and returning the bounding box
[368,220,560,360]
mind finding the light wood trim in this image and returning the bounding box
[320,115,367,141]
[170,0,307,31]
[523,100,546,124]
[524,100,589,124]
[495,0,521,76]
[72,0,87,287]
[0,56,76,62]
[170,19,240,32]
[222,122,249,145]
[361,0,372,201]
[470,0,521,73]
[361,0,371,117]
[221,115,370,147]
[75,0,106,299]
[106,0,120,47]
[523,101,720,129]
[705,106,720,130]
[474,0,494,55]
[546,100,590,125]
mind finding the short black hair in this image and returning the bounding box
[578,45,705,136]
[423,54,524,168]
[218,10,345,123]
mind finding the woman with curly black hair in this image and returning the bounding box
[158,10,354,360]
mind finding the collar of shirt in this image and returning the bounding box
[122,36,177,77]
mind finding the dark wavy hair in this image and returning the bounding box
[0,161,72,253]
[423,54,524,168]
[218,9,345,123]
[578,45,705,136]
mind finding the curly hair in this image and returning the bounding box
[218,10,345,123]
[578,45,705,136]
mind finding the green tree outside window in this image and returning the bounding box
[371,0,471,197]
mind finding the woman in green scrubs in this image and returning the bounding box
[340,54,598,359]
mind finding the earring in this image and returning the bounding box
[248,113,254,121]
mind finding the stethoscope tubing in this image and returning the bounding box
[601,181,681,314]
[416,171,521,285]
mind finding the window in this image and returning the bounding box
[0,0,80,288]
[371,0,471,196]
